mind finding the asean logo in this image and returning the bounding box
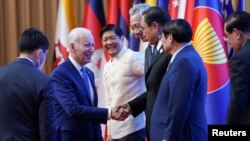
[192,7,230,94]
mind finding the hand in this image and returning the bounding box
[111,104,131,121]
[118,103,132,114]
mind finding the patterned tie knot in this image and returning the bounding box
[81,67,87,75]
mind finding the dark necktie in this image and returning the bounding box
[152,46,157,56]
[81,67,90,96]
[149,46,157,65]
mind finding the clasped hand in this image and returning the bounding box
[111,104,131,121]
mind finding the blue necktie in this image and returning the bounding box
[148,45,157,65]
[81,67,90,97]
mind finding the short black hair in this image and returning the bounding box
[142,6,171,27]
[18,27,49,53]
[163,19,192,43]
[225,11,250,33]
[100,24,124,38]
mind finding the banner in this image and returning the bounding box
[52,0,75,69]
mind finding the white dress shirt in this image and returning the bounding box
[103,46,146,139]
[149,40,163,54]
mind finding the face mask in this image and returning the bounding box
[37,51,45,71]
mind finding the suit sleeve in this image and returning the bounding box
[39,79,56,141]
[52,70,108,124]
[163,59,197,141]
[127,92,146,117]
[227,55,250,124]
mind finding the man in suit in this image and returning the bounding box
[225,11,250,124]
[51,27,128,141]
[151,19,208,141]
[119,7,172,140]
[0,28,56,141]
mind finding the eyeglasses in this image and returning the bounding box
[140,24,153,32]
[130,23,142,31]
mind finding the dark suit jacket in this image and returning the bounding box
[0,58,56,141]
[51,59,108,141]
[150,45,208,141]
[227,39,250,124]
[128,45,171,138]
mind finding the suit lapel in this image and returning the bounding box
[145,45,165,75]
[65,59,93,106]
[150,46,164,66]
[167,45,193,72]
[145,47,151,72]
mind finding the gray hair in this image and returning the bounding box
[129,3,151,16]
[67,27,92,48]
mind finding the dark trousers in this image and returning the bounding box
[111,128,146,141]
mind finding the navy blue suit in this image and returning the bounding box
[151,45,208,141]
[0,58,56,141]
[51,59,108,141]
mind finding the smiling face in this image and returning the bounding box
[70,33,95,66]
[102,30,123,57]
[130,13,147,42]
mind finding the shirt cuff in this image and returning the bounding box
[108,108,111,120]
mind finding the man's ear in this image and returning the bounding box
[69,43,75,50]
[121,36,124,42]
[169,34,174,43]
[233,28,241,40]
[151,21,158,30]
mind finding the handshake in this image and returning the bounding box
[111,103,131,121]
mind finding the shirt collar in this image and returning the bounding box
[169,42,191,63]
[241,38,250,49]
[149,40,162,51]
[69,55,84,72]
[18,57,35,66]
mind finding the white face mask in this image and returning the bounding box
[37,51,46,71]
